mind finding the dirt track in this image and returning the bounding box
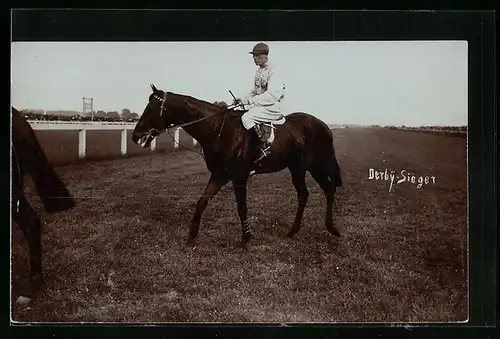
[11,127,468,323]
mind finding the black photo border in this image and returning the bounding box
[6,8,496,339]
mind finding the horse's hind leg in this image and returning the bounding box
[13,196,44,288]
[310,169,340,236]
[287,167,309,238]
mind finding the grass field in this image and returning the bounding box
[11,127,468,323]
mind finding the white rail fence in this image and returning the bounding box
[28,121,198,159]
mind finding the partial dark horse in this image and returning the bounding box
[132,85,342,247]
[11,107,76,289]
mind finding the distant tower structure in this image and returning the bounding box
[83,96,94,120]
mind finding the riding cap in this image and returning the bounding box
[250,42,269,55]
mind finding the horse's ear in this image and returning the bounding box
[150,84,158,93]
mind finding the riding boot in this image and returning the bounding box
[252,124,271,160]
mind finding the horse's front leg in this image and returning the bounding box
[187,173,229,247]
[232,177,252,248]
[13,196,43,290]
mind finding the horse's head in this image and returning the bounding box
[132,84,179,148]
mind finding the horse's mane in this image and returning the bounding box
[170,92,228,110]
[167,91,245,119]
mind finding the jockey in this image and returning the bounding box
[233,42,286,159]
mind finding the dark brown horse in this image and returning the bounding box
[132,85,342,247]
[11,107,76,289]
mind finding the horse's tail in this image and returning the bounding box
[12,108,76,213]
[330,155,343,188]
[29,156,77,214]
[325,126,342,188]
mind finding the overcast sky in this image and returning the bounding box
[11,41,467,126]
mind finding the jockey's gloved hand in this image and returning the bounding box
[232,98,242,106]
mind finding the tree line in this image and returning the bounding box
[19,103,231,122]
[19,108,141,122]
[386,125,467,133]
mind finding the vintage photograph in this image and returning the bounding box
[11,40,468,323]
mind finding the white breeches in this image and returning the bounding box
[241,105,285,130]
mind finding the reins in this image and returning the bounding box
[154,92,243,160]
[156,92,242,134]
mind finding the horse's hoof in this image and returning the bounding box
[186,237,197,248]
[240,233,252,250]
[31,274,44,289]
[240,241,252,252]
[327,226,341,237]
[241,232,252,244]
[287,227,300,238]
